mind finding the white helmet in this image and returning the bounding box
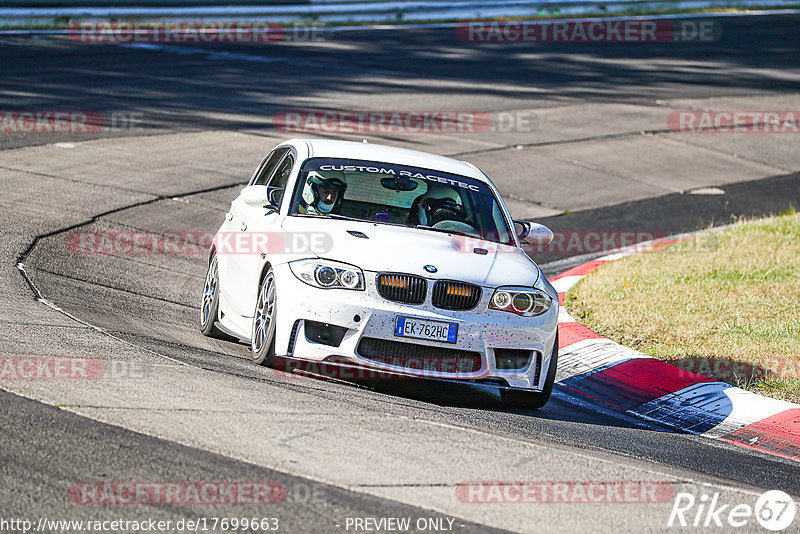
[302,170,347,214]
[415,186,463,226]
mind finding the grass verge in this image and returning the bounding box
[566,210,800,404]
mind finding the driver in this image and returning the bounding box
[300,170,347,215]
[421,197,465,226]
[414,186,465,226]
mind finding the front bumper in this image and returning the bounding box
[272,263,559,391]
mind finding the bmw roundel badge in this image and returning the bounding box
[423,265,438,273]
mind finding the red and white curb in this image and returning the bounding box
[551,234,800,462]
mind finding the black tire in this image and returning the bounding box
[251,267,277,367]
[501,333,559,410]
[200,253,226,338]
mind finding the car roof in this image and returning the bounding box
[289,138,488,182]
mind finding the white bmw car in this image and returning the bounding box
[201,139,559,408]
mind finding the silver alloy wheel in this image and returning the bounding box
[252,271,276,354]
[201,256,218,328]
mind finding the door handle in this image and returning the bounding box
[240,222,247,231]
[226,212,233,221]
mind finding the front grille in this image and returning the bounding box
[376,273,427,304]
[357,337,482,374]
[432,281,481,310]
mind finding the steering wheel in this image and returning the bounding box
[431,220,480,236]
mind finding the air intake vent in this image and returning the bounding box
[432,281,481,310]
[357,337,481,374]
[304,320,348,347]
[494,349,532,370]
[376,273,427,304]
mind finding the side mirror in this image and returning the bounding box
[514,220,554,244]
[241,185,282,211]
[241,185,268,206]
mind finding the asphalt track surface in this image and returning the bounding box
[2,13,800,534]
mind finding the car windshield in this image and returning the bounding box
[289,157,515,245]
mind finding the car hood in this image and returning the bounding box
[281,216,540,287]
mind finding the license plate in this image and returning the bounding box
[395,316,458,344]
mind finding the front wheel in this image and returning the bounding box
[501,333,558,410]
[251,268,277,367]
[200,254,226,338]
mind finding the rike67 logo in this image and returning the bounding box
[668,490,796,531]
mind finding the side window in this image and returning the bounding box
[490,201,512,245]
[268,154,294,205]
[251,148,288,186]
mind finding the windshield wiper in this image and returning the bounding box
[324,213,360,221]
[294,212,359,222]
[415,225,483,240]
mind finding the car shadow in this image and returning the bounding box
[296,368,679,432]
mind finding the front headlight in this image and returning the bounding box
[489,287,552,317]
[289,259,365,291]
